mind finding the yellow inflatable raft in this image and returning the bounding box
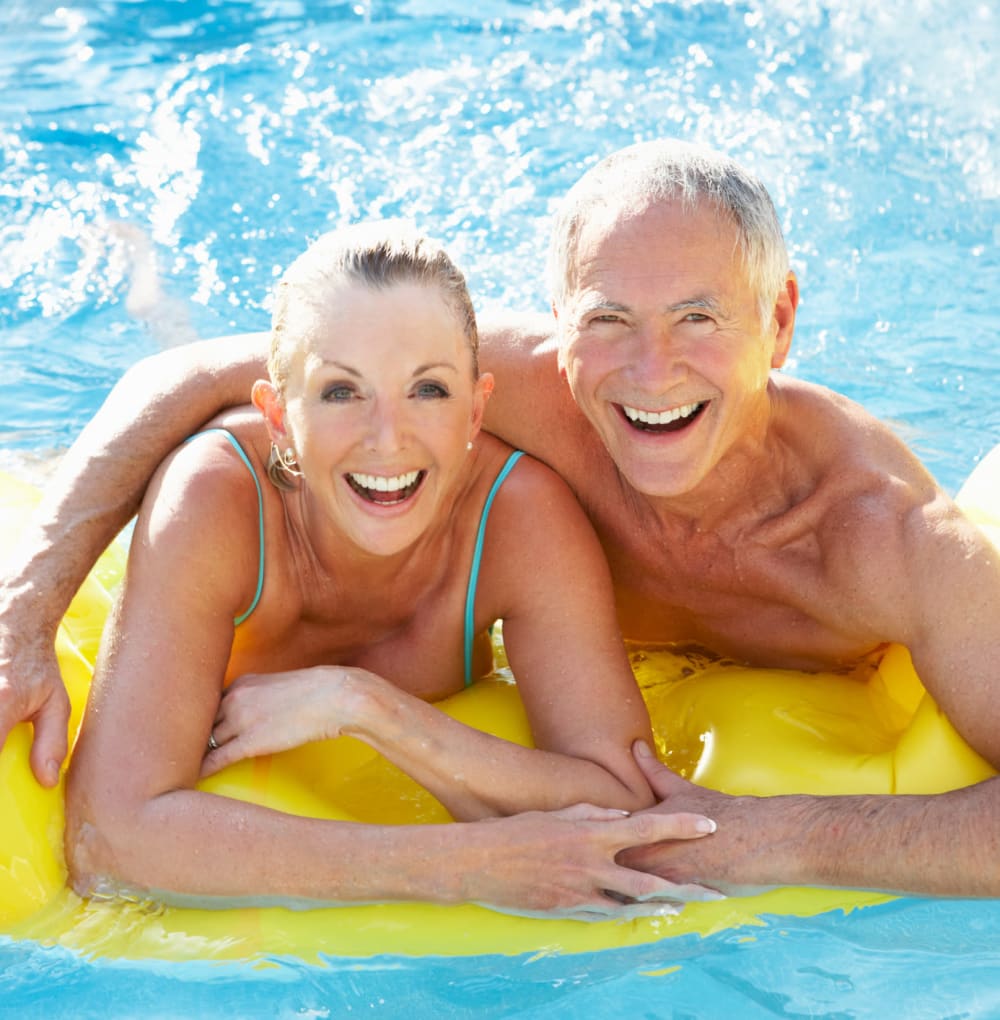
[1,448,998,962]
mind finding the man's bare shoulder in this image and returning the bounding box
[477,312,593,470]
[768,375,958,617]
[771,375,936,488]
[479,311,558,380]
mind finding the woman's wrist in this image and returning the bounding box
[332,666,399,744]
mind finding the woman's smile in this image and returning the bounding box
[345,469,427,506]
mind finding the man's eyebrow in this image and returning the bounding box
[572,295,726,317]
[572,297,631,317]
[666,296,726,316]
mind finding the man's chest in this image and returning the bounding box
[598,510,880,670]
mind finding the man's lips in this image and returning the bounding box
[621,401,707,432]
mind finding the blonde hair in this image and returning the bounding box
[269,222,479,392]
[265,222,479,489]
[548,139,789,325]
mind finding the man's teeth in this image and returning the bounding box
[623,402,702,425]
[349,470,420,492]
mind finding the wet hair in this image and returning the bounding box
[548,139,789,325]
[268,221,479,393]
[265,222,479,489]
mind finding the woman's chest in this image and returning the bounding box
[227,567,488,700]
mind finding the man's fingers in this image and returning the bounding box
[604,865,725,906]
[28,682,70,787]
[561,898,683,922]
[629,880,725,904]
[631,739,683,799]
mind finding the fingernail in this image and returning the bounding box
[696,817,717,834]
[634,739,653,758]
[46,760,61,785]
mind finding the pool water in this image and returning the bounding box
[1,0,998,1016]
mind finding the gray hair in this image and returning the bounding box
[548,139,789,324]
[269,221,479,393]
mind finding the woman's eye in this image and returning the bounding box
[414,381,449,399]
[322,384,356,402]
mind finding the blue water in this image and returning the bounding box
[1,0,998,1015]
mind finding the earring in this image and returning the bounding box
[270,442,302,477]
[466,440,474,451]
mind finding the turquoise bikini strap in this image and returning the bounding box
[185,428,265,627]
[464,450,524,688]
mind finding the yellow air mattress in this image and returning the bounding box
[1,448,998,961]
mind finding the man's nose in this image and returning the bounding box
[630,323,687,388]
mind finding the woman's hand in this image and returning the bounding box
[462,803,723,920]
[200,666,376,777]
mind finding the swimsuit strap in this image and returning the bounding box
[185,428,265,627]
[463,450,524,687]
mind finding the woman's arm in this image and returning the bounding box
[478,455,658,806]
[202,660,652,818]
[0,332,268,784]
[65,438,715,910]
[201,454,654,820]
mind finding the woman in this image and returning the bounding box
[65,223,715,916]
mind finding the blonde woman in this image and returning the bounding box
[65,224,716,918]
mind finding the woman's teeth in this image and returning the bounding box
[347,470,423,504]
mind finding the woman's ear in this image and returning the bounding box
[470,372,494,439]
[251,380,287,440]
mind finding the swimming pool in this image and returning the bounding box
[1,0,998,1015]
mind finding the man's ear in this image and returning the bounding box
[770,272,798,369]
[251,380,288,439]
[552,302,570,378]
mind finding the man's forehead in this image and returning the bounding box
[576,194,728,249]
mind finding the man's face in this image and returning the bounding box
[556,198,789,500]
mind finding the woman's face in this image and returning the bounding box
[275,279,490,557]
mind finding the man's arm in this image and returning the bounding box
[477,311,565,458]
[628,741,1000,897]
[623,468,1000,898]
[0,330,268,784]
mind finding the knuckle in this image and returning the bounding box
[627,812,660,842]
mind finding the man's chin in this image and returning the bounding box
[614,460,705,501]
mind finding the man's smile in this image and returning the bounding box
[620,401,707,433]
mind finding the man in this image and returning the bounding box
[3,139,999,897]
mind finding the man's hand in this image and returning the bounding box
[466,802,724,921]
[620,741,774,897]
[0,591,68,787]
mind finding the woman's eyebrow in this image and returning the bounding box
[411,361,459,376]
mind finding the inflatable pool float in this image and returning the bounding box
[1,448,998,962]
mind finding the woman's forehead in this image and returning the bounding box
[283,281,472,374]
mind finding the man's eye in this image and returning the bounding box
[683,312,710,323]
[414,381,449,399]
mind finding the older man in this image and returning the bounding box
[3,140,999,897]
